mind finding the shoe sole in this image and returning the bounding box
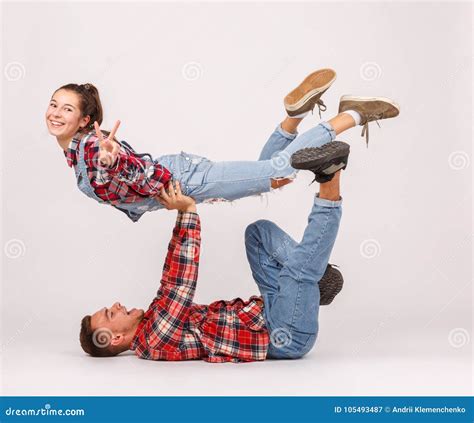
[291,141,350,174]
[285,68,337,112]
[339,95,400,113]
[320,265,344,306]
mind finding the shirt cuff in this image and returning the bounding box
[103,152,125,174]
[176,211,200,230]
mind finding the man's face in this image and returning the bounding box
[90,302,145,342]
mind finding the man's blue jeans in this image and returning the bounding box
[245,195,342,359]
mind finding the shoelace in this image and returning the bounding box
[310,98,327,119]
[361,113,383,147]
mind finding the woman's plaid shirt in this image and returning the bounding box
[64,131,171,204]
[130,212,270,363]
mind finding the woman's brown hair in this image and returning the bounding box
[55,83,117,141]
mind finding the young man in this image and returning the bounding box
[80,141,350,362]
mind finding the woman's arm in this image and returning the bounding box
[85,121,170,197]
[94,120,121,167]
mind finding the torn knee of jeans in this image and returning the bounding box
[271,172,297,185]
[202,198,230,204]
[274,171,297,181]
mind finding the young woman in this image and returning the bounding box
[45,68,399,222]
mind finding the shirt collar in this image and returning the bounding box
[63,131,89,167]
[130,310,151,351]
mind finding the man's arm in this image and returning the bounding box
[149,183,199,351]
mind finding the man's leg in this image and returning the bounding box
[265,171,343,359]
[244,220,298,306]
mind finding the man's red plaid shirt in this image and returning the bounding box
[130,212,270,363]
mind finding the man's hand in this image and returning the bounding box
[157,180,197,213]
[94,120,121,168]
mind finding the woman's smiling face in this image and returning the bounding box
[45,89,90,143]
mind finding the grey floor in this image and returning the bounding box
[1,311,470,396]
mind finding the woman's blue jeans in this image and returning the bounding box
[158,121,336,202]
[104,121,336,222]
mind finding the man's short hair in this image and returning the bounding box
[79,315,119,357]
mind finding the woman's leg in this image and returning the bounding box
[258,117,303,161]
[182,113,356,202]
[259,118,304,189]
[265,114,355,189]
[279,113,355,158]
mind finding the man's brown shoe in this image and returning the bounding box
[284,68,337,118]
[338,95,400,146]
[319,264,344,306]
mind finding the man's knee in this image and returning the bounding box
[267,331,317,359]
[287,334,317,359]
[245,219,274,245]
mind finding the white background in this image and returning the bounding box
[1,1,472,395]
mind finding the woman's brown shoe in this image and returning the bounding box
[284,68,337,118]
[338,95,400,146]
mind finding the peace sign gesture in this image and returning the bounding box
[94,120,121,168]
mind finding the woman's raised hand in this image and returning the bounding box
[94,120,121,168]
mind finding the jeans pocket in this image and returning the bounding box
[180,157,212,198]
[178,152,209,173]
[178,152,193,173]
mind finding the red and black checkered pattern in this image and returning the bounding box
[130,212,270,363]
[64,131,171,204]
